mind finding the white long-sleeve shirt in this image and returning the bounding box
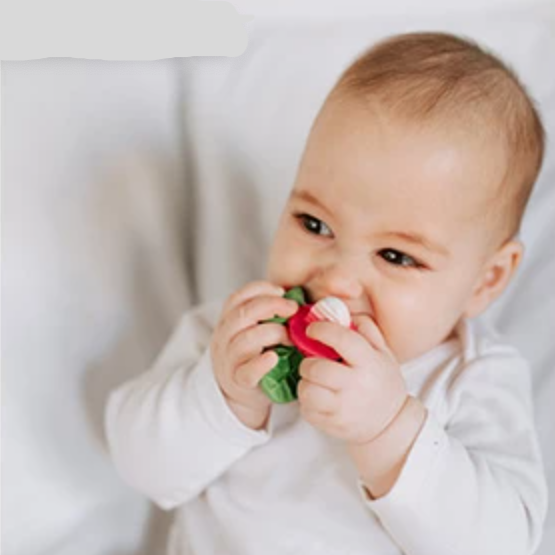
[105,299,548,555]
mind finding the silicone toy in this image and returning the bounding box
[259,286,353,404]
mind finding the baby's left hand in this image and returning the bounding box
[298,315,408,445]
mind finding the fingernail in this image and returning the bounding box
[275,286,285,296]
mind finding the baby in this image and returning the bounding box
[106,33,548,555]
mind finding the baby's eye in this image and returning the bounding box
[379,248,423,269]
[295,213,333,237]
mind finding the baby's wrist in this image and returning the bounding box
[347,395,427,498]
[225,396,271,431]
[366,395,426,450]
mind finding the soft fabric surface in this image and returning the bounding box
[2,59,191,554]
[3,3,554,554]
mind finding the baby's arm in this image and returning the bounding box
[104,300,272,510]
[357,354,548,555]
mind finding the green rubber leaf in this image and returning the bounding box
[265,315,288,324]
[259,345,305,403]
[263,285,307,324]
[284,286,307,306]
[259,285,307,403]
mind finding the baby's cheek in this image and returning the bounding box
[266,240,308,285]
[375,287,442,361]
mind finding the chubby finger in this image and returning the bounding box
[299,357,347,392]
[222,280,285,317]
[297,380,338,414]
[234,350,279,389]
[299,406,331,426]
[306,321,372,367]
[229,322,293,367]
[221,295,298,346]
[351,314,390,353]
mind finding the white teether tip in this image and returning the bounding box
[310,297,351,327]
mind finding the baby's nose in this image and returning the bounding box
[316,260,364,299]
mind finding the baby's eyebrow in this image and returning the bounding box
[378,231,450,257]
[290,189,333,217]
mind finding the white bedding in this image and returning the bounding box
[2,3,554,554]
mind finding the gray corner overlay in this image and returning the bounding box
[0,0,254,60]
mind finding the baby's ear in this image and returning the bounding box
[463,239,524,319]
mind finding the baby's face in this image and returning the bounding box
[266,97,505,363]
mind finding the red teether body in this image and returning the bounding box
[287,304,356,360]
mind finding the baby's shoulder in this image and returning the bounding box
[439,319,532,420]
[458,318,523,364]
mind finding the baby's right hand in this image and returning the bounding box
[210,281,299,430]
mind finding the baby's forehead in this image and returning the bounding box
[307,104,504,211]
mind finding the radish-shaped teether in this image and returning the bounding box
[310,297,352,327]
[259,287,353,404]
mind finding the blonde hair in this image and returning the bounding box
[333,32,545,240]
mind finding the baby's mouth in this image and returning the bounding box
[303,288,315,304]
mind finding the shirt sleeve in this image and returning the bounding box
[358,354,548,555]
[104,302,275,510]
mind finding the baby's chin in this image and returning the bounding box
[386,341,426,365]
[394,329,459,365]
